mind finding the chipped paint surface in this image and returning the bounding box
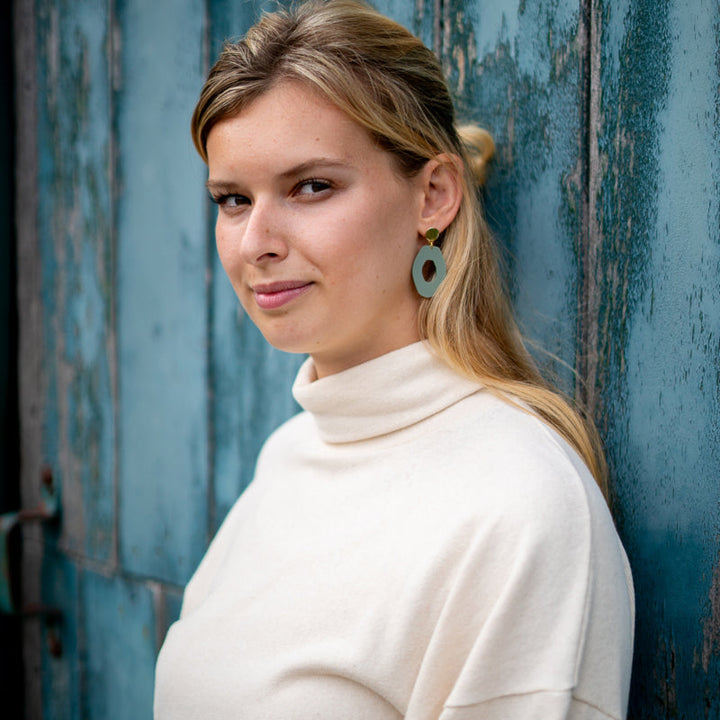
[591,0,720,715]
[35,0,116,564]
[702,554,720,674]
[16,0,720,718]
[446,0,587,390]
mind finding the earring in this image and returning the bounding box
[412,227,446,298]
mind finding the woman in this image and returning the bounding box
[154,1,634,718]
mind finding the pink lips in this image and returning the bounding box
[252,280,313,310]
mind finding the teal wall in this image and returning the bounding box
[13,0,720,717]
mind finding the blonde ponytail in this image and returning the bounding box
[457,125,495,186]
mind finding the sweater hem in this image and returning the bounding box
[443,689,620,720]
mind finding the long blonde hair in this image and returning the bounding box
[191,0,608,493]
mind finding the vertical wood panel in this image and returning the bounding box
[445,0,587,392]
[82,572,156,720]
[592,0,720,714]
[40,549,79,720]
[29,1,116,715]
[35,0,115,563]
[116,0,208,584]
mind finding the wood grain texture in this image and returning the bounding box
[445,0,587,393]
[82,572,156,720]
[590,0,720,715]
[35,0,116,564]
[29,1,116,716]
[115,0,209,584]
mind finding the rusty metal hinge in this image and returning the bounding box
[1,466,61,617]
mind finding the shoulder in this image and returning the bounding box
[431,389,603,524]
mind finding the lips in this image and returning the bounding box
[252,280,313,310]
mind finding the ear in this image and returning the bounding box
[416,153,463,239]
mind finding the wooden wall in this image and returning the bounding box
[13,0,720,717]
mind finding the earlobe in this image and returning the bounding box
[418,154,463,235]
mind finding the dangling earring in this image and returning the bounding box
[412,227,446,298]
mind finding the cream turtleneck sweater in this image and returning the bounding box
[154,342,634,720]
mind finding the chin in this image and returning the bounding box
[258,329,315,357]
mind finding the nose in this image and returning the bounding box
[237,199,289,266]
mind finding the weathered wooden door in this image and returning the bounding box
[12,0,719,718]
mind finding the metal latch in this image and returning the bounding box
[1,467,60,615]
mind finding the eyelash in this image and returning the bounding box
[294,178,333,195]
[210,193,249,207]
[209,178,334,207]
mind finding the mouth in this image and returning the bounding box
[251,280,313,310]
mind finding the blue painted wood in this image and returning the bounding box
[82,572,156,720]
[35,0,115,562]
[591,0,720,715]
[40,548,80,720]
[115,0,209,584]
[33,3,116,714]
[445,0,586,393]
[209,302,304,530]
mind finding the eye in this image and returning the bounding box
[210,193,250,208]
[294,178,332,197]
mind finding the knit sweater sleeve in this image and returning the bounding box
[404,425,633,720]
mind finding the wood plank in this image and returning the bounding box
[39,549,80,720]
[591,0,720,714]
[34,0,116,562]
[82,571,156,719]
[444,0,587,393]
[115,0,209,584]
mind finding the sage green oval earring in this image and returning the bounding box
[412,227,446,298]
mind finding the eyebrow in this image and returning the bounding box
[205,180,242,193]
[205,157,353,191]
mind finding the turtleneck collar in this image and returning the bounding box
[292,341,481,443]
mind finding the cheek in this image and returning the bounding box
[215,227,244,284]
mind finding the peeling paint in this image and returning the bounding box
[701,547,720,676]
[36,0,116,565]
[597,1,720,717]
[448,0,586,391]
[654,634,679,717]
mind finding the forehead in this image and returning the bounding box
[207,80,379,166]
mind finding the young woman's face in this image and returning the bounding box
[206,80,428,378]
